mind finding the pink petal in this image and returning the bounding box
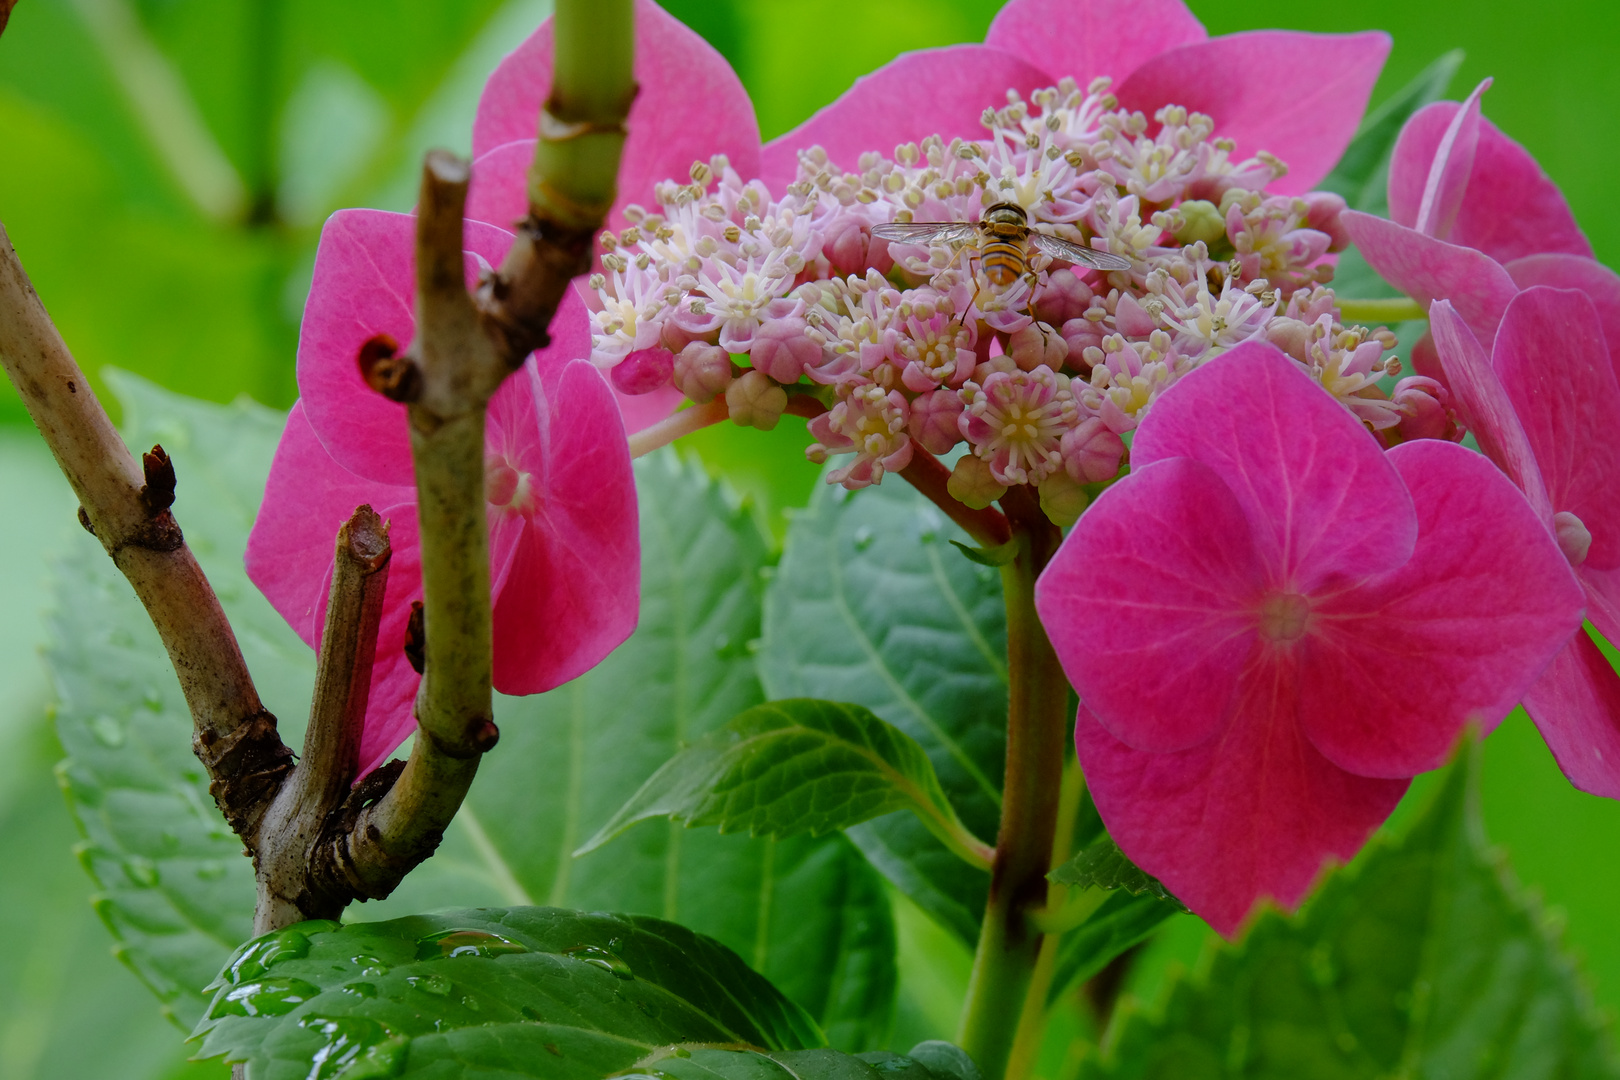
[1115,31,1390,195]
[1493,287,1620,569]
[1506,254,1620,368]
[1428,299,1553,519]
[1299,439,1584,777]
[472,0,760,231]
[1341,211,1518,345]
[1454,117,1591,264]
[1521,631,1620,800]
[614,381,683,434]
[1579,565,1620,649]
[1408,81,1491,238]
[1076,691,1407,937]
[1036,457,1264,754]
[466,139,535,231]
[297,210,515,487]
[758,46,1053,194]
[489,360,639,694]
[982,0,1205,92]
[243,403,425,779]
[1131,340,1415,592]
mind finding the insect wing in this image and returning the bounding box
[1030,231,1132,271]
[870,221,981,247]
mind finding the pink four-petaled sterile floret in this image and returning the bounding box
[1344,78,1620,359]
[1432,288,1620,799]
[1034,342,1585,935]
[247,211,639,778]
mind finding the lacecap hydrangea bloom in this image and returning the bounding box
[1036,342,1584,933]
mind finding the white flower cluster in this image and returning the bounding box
[586,76,1443,518]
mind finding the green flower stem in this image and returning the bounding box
[958,489,1068,1080]
[1337,296,1426,324]
[530,0,634,230]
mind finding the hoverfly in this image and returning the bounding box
[870,202,1132,286]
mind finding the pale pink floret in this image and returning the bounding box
[250,210,639,777]
[1431,290,1620,799]
[807,385,914,489]
[1035,341,1583,933]
[960,366,1075,485]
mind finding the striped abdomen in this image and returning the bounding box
[980,237,1026,286]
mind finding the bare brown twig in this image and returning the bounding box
[0,221,293,839]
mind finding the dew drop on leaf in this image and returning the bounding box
[227,928,312,983]
[208,976,320,1018]
[853,525,875,550]
[88,714,125,747]
[564,944,634,980]
[407,973,453,996]
[297,1016,404,1080]
[123,856,159,888]
[414,929,529,960]
[196,860,227,881]
[342,982,377,998]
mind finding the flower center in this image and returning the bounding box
[1258,592,1312,643]
[1554,510,1592,566]
[486,455,536,516]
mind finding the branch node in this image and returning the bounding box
[357,333,421,403]
[140,444,176,513]
[77,505,95,535]
[198,708,295,836]
[472,719,500,753]
[404,600,425,675]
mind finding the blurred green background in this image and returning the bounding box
[0,1,1616,1077]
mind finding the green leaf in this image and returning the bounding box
[1048,839,1182,907]
[189,907,824,1076]
[1085,744,1620,1079]
[47,385,897,1051]
[760,477,1007,946]
[579,699,993,870]
[635,1043,980,1080]
[1318,50,1463,305]
[948,538,1019,567]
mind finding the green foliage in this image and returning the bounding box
[759,477,1006,946]
[190,907,824,1076]
[1048,840,1181,908]
[580,699,991,868]
[1085,746,1620,1079]
[45,380,896,1047]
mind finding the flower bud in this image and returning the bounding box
[1263,317,1312,364]
[672,341,732,403]
[1038,471,1091,527]
[1007,323,1069,372]
[1059,317,1104,366]
[1033,268,1094,325]
[1173,199,1226,247]
[908,387,965,454]
[611,347,676,396]
[750,315,820,384]
[1061,417,1125,483]
[1391,375,1456,442]
[1303,191,1350,252]
[1555,510,1593,566]
[947,454,1008,510]
[726,370,788,431]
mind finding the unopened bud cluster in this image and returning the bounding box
[587,77,1451,515]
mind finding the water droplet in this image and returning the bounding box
[298,1016,403,1080]
[852,525,875,550]
[461,995,482,1011]
[209,976,320,1018]
[143,688,165,711]
[406,973,452,996]
[564,945,633,980]
[124,856,159,888]
[351,954,390,978]
[342,982,377,999]
[196,861,227,881]
[158,829,179,852]
[673,1047,692,1059]
[414,929,529,961]
[229,929,312,983]
[88,714,125,747]
[712,633,731,657]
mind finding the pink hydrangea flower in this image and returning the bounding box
[247,210,639,777]
[760,0,1389,197]
[1034,341,1583,933]
[1431,289,1620,798]
[1343,79,1620,356]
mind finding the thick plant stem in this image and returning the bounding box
[533,0,633,230]
[901,448,1012,549]
[958,489,1067,1080]
[1337,295,1426,324]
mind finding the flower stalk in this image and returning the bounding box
[1336,296,1426,324]
[958,487,1068,1080]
